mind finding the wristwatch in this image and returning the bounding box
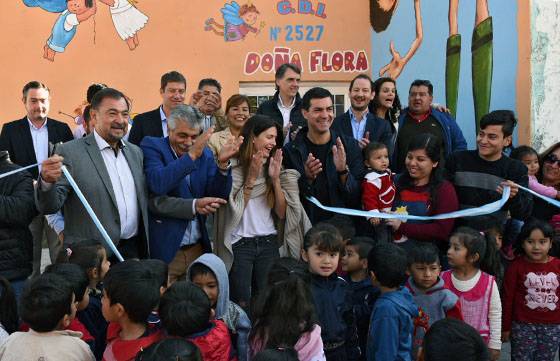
[336,166,349,176]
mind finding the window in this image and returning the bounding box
[247,95,273,114]
[333,94,345,117]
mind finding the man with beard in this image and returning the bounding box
[0,81,73,277]
[36,88,151,260]
[393,79,466,173]
[129,71,187,145]
[333,74,393,154]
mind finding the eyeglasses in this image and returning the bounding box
[544,154,560,166]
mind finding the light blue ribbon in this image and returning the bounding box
[0,163,40,179]
[307,186,511,221]
[518,184,560,208]
[0,162,124,261]
[61,166,124,262]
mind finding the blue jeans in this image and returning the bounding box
[229,235,279,311]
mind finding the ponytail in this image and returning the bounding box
[452,227,500,276]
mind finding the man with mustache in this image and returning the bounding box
[0,81,74,277]
[332,74,393,152]
[393,79,467,173]
[129,71,187,145]
[37,88,154,261]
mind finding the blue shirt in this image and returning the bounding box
[349,109,367,141]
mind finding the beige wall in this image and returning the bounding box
[0,0,371,128]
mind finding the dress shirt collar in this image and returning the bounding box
[93,129,125,153]
[278,94,296,109]
[159,106,167,121]
[27,117,48,130]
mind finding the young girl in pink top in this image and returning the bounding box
[250,258,325,361]
[442,227,502,361]
[511,146,560,200]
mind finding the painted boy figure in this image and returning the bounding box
[44,0,96,61]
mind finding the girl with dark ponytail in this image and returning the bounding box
[441,227,502,360]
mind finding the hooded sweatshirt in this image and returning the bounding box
[367,287,418,361]
[405,277,463,358]
[187,253,251,361]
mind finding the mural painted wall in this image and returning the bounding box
[0,0,371,127]
[369,0,530,148]
[531,0,560,152]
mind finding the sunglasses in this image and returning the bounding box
[544,154,560,166]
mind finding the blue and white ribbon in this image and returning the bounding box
[0,162,124,261]
[518,184,560,209]
[307,186,511,221]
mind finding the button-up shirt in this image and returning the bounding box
[28,118,49,171]
[93,130,139,239]
[159,106,168,137]
[349,109,368,141]
[278,96,296,144]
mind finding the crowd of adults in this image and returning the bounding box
[0,63,557,306]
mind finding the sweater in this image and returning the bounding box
[0,329,94,361]
[393,180,458,245]
[529,175,558,198]
[502,256,560,331]
[445,150,532,230]
[362,170,396,212]
[103,322,163,361]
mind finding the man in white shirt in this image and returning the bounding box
[37,88,151,260]
[0,81,74,277]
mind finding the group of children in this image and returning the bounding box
[0,215,558,361]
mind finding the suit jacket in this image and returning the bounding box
[35,133,150,256]
[128,107,163,146]
[0,117,73,178]
[140,136,232,263]
[332,110,393,154]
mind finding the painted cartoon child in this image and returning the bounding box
[98,0,148,50]
[205,2,265,42]
[43,0,97,61]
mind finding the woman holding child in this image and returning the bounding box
[214,115,311,310]
[387,133,459,254]
[532,142,560,222]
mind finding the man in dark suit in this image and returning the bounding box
[140,104,239,282]
[332,74,393,154]
[128,71,187,145]
[256,63,307,144]
[0,81,73,277]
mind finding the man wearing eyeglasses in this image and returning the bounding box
[393,79,467,173]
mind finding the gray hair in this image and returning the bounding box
[167,104,204,130]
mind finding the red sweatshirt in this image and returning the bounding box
[502,256,560,332]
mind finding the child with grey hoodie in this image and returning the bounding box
[187,253,251,361]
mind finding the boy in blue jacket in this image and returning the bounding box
[302,223,360,361]
[367,243,418,361]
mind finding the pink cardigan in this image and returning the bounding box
[529,175,558,198]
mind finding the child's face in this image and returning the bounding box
[409,262,440,290]
[302,245,339,277]
[241,11,258,25]
[67,0,88,14]
[521,153,540,177]
[341,245,365,274]
[101,289,118,323]
[447,237,470,269]
[191,272,219,307]
[365,148,389,172]
[522,229,552,263]
[488,229,503,250]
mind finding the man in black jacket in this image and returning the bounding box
[257,63,306,144]
[283,87,365,225]
[0,151,36,298]
[0,81,73,277]
[128,70,187,145]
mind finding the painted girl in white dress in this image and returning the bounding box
[99,0,148,50]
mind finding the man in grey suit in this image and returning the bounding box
[37,88,151,259]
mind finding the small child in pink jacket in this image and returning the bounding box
[511,146,559,199]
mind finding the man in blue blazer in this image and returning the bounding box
[140,104,239,282]
[332,74,393,155]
